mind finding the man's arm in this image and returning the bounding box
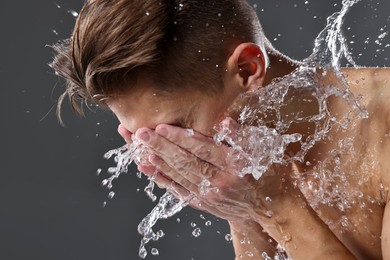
[251,174,356,260]
[381,203,390,259]
[229,220,276,260]
[378,68,390,259]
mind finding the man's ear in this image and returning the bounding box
[225,43,266,91]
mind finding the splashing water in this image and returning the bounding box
[214,0,367,180]
[137,192,190,258]
[103,141,193,258]
[101,0,369,258]
[103,140,147,190]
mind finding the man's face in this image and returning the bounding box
[108,77,242,137]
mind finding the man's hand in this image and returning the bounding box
[128,119,289,221]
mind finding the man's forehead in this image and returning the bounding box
[109,96,197,132]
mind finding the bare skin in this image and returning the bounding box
[110,44,390,259]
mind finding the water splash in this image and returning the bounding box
[214,0,367,180]
[103,141,193,258]
[215,123,302,180]
[102,140,146,190]
[137,192,190,258]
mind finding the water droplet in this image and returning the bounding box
[151,248,159,255]
[240,237,247,244]
[192,227,201,237]
[262,252,271,260]
[378,32,388,39]
[52,29,58,35]
[68,9,79,18]
[108,191,115,199]
[341,216,349,227]
[146,11,150,16]
[355,191,364,198]
[190,222,197,228]
[96,168,102,176]
[156,230,165,238]
[205,220,212,226]
[186,129,194,136]
[139,247,147,259]
[265,210,273,217]
[225,234,232,241]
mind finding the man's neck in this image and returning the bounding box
[263,53,300,86]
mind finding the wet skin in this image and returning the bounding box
[110,66,390,259]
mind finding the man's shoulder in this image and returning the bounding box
[345,67,390,198]
[342,67,390,87]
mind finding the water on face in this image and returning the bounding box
[101,0,374,258]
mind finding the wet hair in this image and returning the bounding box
[50,0,269,122]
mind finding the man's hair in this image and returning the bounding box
[50,0,268,121]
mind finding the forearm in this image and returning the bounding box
[252,186,356,259]
[229,220,276,260]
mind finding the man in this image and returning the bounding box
[51,0,390,258]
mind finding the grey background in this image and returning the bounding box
[0,0,389,259]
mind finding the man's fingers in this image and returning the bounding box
[155,124,230,169]
[145,171,191,199]
[137,163,156,177]
[136,127,215,181]
[118,124,132,144]
[148,154,201,193]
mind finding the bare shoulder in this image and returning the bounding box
[341,67,390,104]
[342,67,390,88]
[342,68,390,200]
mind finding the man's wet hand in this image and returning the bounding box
[134,123,265,221]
